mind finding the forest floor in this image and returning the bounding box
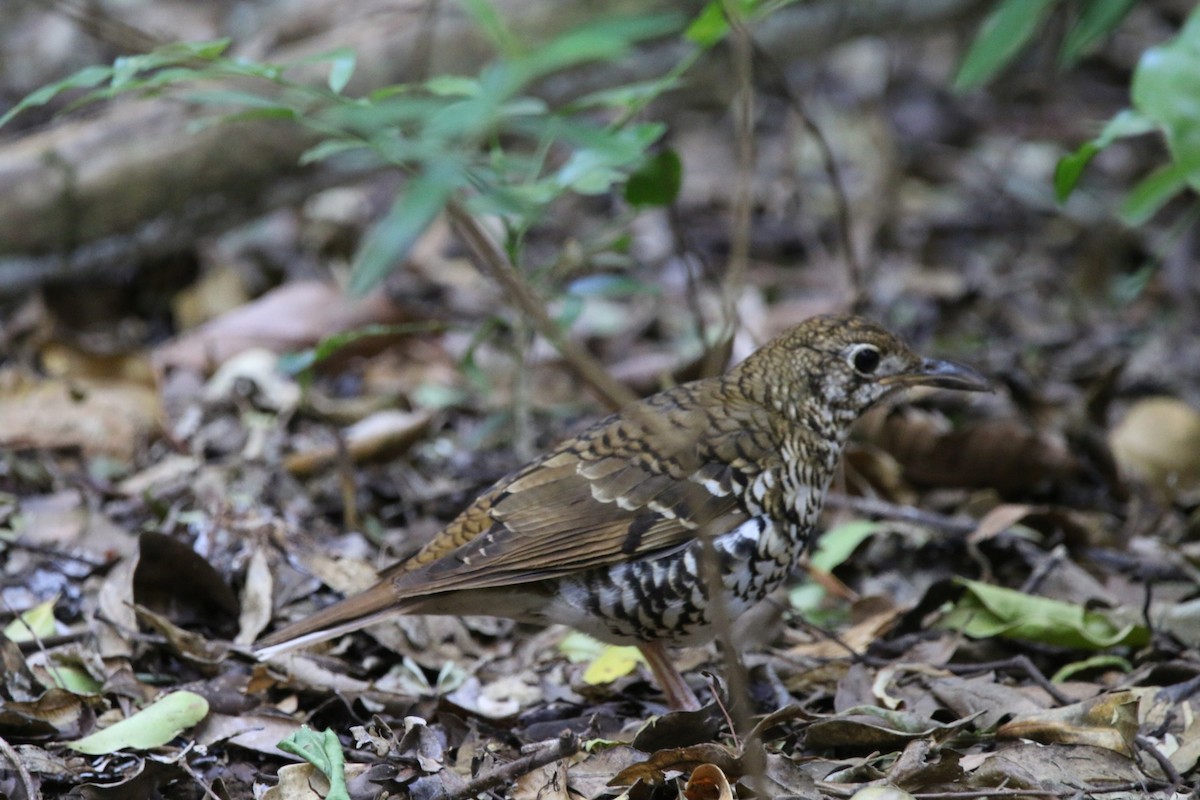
[2,2,1200,799]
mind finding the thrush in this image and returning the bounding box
[256,314,988,709]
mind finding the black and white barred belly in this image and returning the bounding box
[544,514,809,645]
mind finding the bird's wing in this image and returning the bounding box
[255,384,777,656]
[385,383,777,596]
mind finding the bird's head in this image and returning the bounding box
[738,314,990,428]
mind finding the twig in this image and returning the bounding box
[0,734,38,800]
[0,539,112,568]
[746,45,865,303]
[704,672,740,749]
[1,597,71,690]
[1156,672,1200,705]
[50,0,165,54]
[822,778,1117,799]
[1135,733,1182,790]
[430,731,579,800]
[176,748,224,800]
[700,2,755,379]
[909,788,1122,798]
[942,655,1071,706]
[445,200,637,411]
[824,492,977,535]
[696,530,753,735]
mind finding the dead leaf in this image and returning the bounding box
[962,742,1141,792]
[151,280,409,375]
[997,690,1138,757]
[203,348,301,413]
[805,706,975,751]
[788,599,903,659]
[262,761,371,800]
[115,454,202,497]
[513,758,572,800]
[0,369,159,458]
[683,763,734,800]
[1109,396,1200,496]
[133,532,239,629]
[847,787,916,800]
[133,606,229,667]
[610,744,738,786]
[237,545,274,645]
[860,408,1077,491]
[563,746,644,799]
[0,688,91,739]
[171,262,251,330]
[283,408,433,476]
[928,675,1044,730]
[194,712,302,759]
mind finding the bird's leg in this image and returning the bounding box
[638,641,701,711]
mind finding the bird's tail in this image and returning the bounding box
[254,581,409,660]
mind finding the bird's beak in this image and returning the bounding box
[884,358,991,392]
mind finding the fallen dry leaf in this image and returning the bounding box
[860,408,1077,491]
[998,690,1138,757]
[152,280,409,375]
[1109,396,1200,496]
[283,408,433,476]
[684,763,735,800]
[0,369,159,458]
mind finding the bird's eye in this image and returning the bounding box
[849,345,881,375]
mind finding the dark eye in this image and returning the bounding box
[850,345,881,375]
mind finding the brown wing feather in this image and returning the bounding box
[381,381,776,596]
[256,381,777,656]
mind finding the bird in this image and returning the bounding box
[255,314,989,710]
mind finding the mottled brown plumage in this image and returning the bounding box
[256,315,988,709]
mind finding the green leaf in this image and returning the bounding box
[1054,110,1156,201]
[522,14,682,80]
[0,65,112,128]
[1131,5,1200,191]
[554,123,667,195]
[571,76,685,112]
[1060,0,1137,67]
[1054,141,1099,202]
[939,579,1150,649]
[181,88,297,110]
[1097,108,1159,144]
[280,321,449,376]
[582,646,644,685]
[168,39,234,61]
[66,691,209,754]
[558,631,644,686]
[810,521,882,572]
[327,49,357,94]
[1120,159,1194,225]
[46,664,104,694]
[3,597,58,642]
[566,274,658,298]
[624,149,682,207]
[424,75,483,97]
[110,39,233,87]
[1051,654,1133,683]
[954,0,1058,90]
[686,2,730,48]
[261,46,357,93]
[349,161,461,295]
[298,138,372,166]
[278,727,350,800]
[460,0,521,56]
[789,521,881,615]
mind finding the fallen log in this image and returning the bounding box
[0,0,986,292]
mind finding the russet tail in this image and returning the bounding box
[254,582,407,660]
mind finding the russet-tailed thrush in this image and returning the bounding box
[256,314,988,709]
